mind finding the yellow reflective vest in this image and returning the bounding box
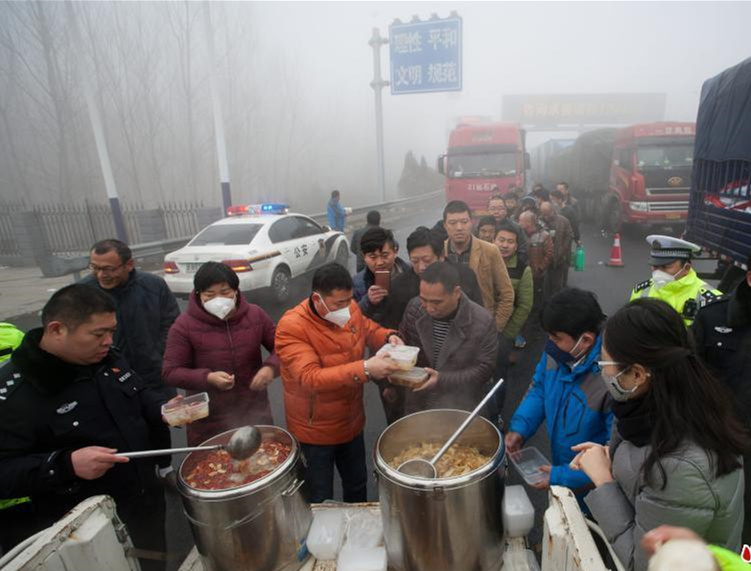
[629,268,721,326]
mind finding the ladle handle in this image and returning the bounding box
[429,377,505,466]
[117,444,223,459]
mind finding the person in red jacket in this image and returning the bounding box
[275,263,403,502]
[162,262,280,446]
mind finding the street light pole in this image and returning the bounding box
[203,0,232,214]
[64,0,128,242]
[369,28,389,203]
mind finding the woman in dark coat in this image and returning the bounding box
[163,262,280,445]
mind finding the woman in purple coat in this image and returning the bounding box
[163,262,280,446]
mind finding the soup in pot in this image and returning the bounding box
[183,441,291,490]
[390,442,491,478]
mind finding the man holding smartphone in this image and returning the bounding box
[352,227,410,322]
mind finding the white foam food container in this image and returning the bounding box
[306,509,346,560]
[161,392,210,427]
[376,343,420,370]
[509,446,550,487]
[337,546,387,571]
[502,485,535,538]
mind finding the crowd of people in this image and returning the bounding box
[0,183,750,571]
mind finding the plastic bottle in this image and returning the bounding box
[574,244,586,272]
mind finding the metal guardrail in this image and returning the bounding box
[40,190,443,278]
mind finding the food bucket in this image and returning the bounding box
[177,426,312,571]
[374,409,506,571]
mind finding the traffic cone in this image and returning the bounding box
[607,233,624,267]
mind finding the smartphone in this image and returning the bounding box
[374,270,390,291]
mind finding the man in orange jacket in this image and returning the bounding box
[275,263,403,502]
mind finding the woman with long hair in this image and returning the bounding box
[571,298,748,571]
[162,262,279,446]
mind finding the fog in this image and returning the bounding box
[0,1,749,212]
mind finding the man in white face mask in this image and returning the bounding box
[275,263,404,503]
[629,235,721,327]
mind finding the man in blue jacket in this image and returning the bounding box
[327,189,347,232]
[505,287,612,500]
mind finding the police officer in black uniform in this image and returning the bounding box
[691,257,751,544]
[0,284,173,570]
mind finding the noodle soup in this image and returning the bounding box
[390,442,491,479]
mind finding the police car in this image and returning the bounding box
[163,204,350,302]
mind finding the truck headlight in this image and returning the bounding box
[629,202,649,212]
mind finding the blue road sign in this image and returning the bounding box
[389,16,462,95]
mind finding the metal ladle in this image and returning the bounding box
[397,378,505,479]
[118,426,262,461]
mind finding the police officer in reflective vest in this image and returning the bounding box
[629,235,721,326]
[0,284,173,570]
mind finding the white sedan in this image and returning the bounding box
[163,207,350,302]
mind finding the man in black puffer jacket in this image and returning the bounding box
[691,259,751,544]
[0,284,173,569]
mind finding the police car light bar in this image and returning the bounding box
[227,203,290,216]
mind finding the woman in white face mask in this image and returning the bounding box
[162,262,281,446]
[569,298,748,571]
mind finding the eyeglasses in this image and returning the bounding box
[89,263,124,274]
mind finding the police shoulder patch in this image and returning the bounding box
[699,291,726,308]
[633,279,652,293]
[0,369,23,402]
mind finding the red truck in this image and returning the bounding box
[544,122,695,232]
[603,122,695,232]
[438,122,529,216]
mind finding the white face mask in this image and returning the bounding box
[651,269,676,289]
[203,296,235,320]
[317,294,351,328]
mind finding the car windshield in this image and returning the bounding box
[448,152,517,178]
[636,145,694,170]
[189,224,263,246]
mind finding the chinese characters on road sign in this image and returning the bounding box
[389,16,462,95]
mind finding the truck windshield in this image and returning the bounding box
[448,153,517,178]
[636,145,694,170]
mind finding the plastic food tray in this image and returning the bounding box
[387,367,429,388]
[508,446,550,486]
[162,392,210,427]
[376,344,420,371]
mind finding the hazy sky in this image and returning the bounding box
[251,1,750,191]
[2,1,749,208]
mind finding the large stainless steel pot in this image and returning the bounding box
[177,426,312,571]
[374,409,506,571]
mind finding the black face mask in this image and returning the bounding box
[544,336,585,367]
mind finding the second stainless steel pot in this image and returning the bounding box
[374,409,506,571]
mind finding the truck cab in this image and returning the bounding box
[605,122,695,232]
[439,122,530,217]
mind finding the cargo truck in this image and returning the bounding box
[438,122,530,216]
[529,138,575,190]
[684,57,751,291]
[545,123,695,232]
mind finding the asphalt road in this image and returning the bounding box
[5,211,720,568]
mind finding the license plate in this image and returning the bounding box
[665,213,681,220]
[182,263,203,273]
